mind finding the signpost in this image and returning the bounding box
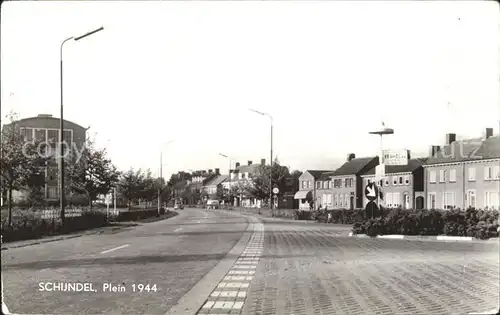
[383,149,409,166]
[272,187,279,194]
[365,182,380,218]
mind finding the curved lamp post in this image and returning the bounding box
[60,26,104,225]
[249,109,273,214]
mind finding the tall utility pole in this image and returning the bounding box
[369,121,394,212]
[249,109,273,214]
[59,26,104,226]
[159,140,174,213]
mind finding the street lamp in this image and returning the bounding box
[60,26,104,225]
[159,140,175,214]
[369,121,394,212]
[248,108,273,214]
[219,153,234,208]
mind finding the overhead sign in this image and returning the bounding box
[272,187,279,194]
[383,149,409,166]
[375,164,385,181]
[364,182,379,202]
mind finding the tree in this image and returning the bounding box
[247,157,290,201]
[290,170,303,180]
[66,140,120,209]
[116,168,143,209]
[1,112,47,225]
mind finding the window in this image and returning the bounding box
[492,165,500,179]
[439,170,446,183]
[47,129,58,147]
[345,194,349,207]
[47,168,58,181]
[63,130,72,145]
[485,166,492,180]
[398,176,403,185]
[302,181,306,189]
[393,176,398,185]
[339,179,343,188]
[326,194,332,207]
[322,194,327,206]
[324,181,329,189]
[485,192,499,210]
[467,190,476,209]
[307,181,311,189]
[384,178,389,186]
[334,195,338,207]
[378,180,383,187]
[404,175,410,185]
[34,129,46,141]
[449,169,456,182]
[316,181,321,189]
[339,194,343,207]
[428,193,436,209]
[443,192,455,210]
[21,128,33,141]
[47,186,58,199]
[393,192,401,207]
[385,193,393,208]
[241,173,246,179]
[468,167,476,181]
[429,171,437,183]
[349,178,354,187]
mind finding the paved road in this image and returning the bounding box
[2,208,248,315]
[242,218,500,315]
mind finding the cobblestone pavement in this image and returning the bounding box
[242,221,500,315]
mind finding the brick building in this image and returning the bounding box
[423,129,500,210]
[2,114,87,202]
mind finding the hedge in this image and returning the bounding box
[350,208,499,239]
[1,206,164,243]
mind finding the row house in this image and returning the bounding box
[185,169,219,204]
[318,154,379,210]
[226,159,265,207]
[361,157,426,209]
[294,170,331,210]
[202,173,228,201]
[423,129,500,210]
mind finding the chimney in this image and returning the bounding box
[235,162,240,168]
[485,128,493,139]
[248,160,252,166]
[445,133,456,145]
[261,158,266,165]
[429,145,441,157]
[208,169,213,174]
[346,153,356,162]
[215,168,220,175]
[406,150,411,160]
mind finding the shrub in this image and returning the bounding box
[293,210,312,220]
[350,208,499,239]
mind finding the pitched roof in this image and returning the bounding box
[363,158,426,175]
[203,175,228,187]
[236,164,261,174]
[330,157,378,177]
[425,136,499,165]
[305,170,331,179]
[473,136,500,160]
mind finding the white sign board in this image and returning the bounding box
[375,164,385,182]
[383,149,408,166]
[272,187,279,194]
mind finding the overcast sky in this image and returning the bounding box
[2,1,499,178]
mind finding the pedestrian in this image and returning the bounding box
[327,212,332,223]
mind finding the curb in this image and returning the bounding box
[165,211,257,315]
[348,232,499,242]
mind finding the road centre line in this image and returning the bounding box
[100,244,130,254]
[174,228,183,232]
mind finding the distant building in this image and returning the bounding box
[2,114,87,202]
[326,154,379,210]
[278,175,300,210]
[227,159,265,207]
[361,157,427,209]
[294,170,331,210]
[423,129,500,210]
[202,171,228,201]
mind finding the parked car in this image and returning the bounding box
[206,200,220,210]
[174,203,184,210]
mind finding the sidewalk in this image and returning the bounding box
[1,222,138,250]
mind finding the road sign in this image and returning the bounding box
[364,182,379,202]
[273,187,279,194]
[383,149,409,166]
[375,164,385,181]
